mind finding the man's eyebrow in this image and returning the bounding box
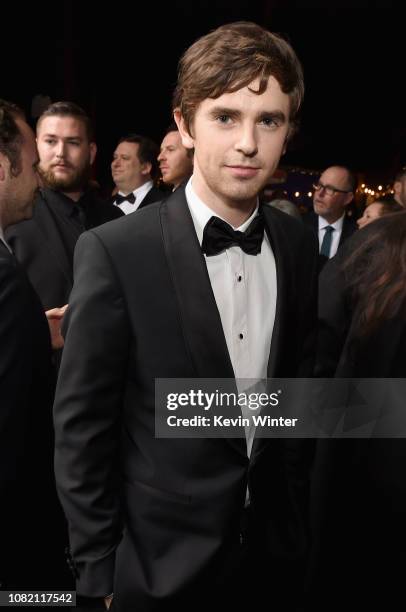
[258,110,287,123]
[41,133,82,140]
[208,107,287,124]
[208,106,241,118]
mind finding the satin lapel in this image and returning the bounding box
[263,206,289,379]
[251,206,290,462]
[160,188,246,457]
[35,197,73,284]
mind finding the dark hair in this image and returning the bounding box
[342,211,406,337]
[36,101,94,141]
[118,133,159,180]
[173,21,304,137]
[0,99,25,176]
[370,199,403,216]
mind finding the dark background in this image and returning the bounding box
[3,0,405,190]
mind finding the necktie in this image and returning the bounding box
[201,214,265,256]
[320,225,334,258]
[115,193,136,205]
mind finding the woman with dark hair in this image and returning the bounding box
[356,198,403,230]
[308,210,406,610]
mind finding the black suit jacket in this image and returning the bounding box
[54,188,318,609]
[6,188,123,310]
[303,210,357,271]
[0,241,64,588]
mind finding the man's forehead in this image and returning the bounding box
[37,115,87,138]
[115,141,139,155]
[321,168,348,185]
[200,76,290,113]
[162,131,181,147]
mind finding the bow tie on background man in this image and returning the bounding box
[115,192,136,205]
[201,214,265,256]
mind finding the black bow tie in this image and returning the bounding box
[201,214,265,256]
[115,192,135,205]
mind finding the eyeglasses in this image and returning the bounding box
[313,181,352,197]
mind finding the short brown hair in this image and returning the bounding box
[0,99,25,176]
[36,101,94,141]
[173,21,304,135]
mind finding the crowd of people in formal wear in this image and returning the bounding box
[1,20,406,612]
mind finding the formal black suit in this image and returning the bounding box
[303,210,357,270]
[308,222,406,610]
[54,187,318,610]
[5,187,123,310]
[0,240,70,589]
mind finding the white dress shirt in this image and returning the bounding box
[185,178,277,457]
[318,213,345,258]
[114,180,154,215]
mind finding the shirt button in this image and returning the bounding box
[237,275,242,282]
[239,333,244,340]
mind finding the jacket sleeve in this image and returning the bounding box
[53,231,130,597]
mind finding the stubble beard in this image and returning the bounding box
[39,164,90,193]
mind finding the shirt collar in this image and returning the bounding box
[318,212,345,232]
[42,187,88,217]
[185,177,259,246]
[119,180,153,201]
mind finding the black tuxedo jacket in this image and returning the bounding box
[54,187,318,609]
[6,188,123,310]
[0,241,64,588]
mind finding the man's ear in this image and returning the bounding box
[343,192,354,207]
[89,142,97,166]
[0,153,10,182]
[141,161,152,177]
[174,109,195,151]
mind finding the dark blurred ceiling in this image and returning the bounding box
[3,0,405,186]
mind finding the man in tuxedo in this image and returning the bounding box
[0,100,69,589]
[6,101,123,311]
[54,22,318,611]
[304,165,357,267]
[158,122,193,191]
[111,134,164,214]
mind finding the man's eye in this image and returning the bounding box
[261,117,277,127]
[45,139,56,145]
[216,115,231,124]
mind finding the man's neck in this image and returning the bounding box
[191,178,257,228]
[61,190,83,202]
[320,211,345,225]
[116,179,149,196]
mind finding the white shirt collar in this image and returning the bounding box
[318,212,345,232]
[118,180,153,202]
[185,177,259,246]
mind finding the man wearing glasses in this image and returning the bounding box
[305,165,357,264]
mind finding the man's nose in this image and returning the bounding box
[234,124,258,157]
[55,141,66,158]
